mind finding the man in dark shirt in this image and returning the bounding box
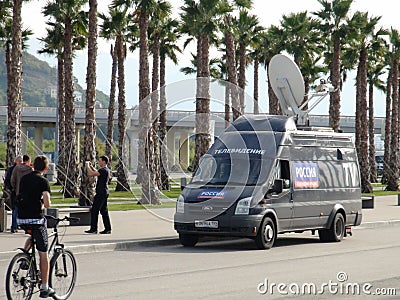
[4,155,23,233]
[17,155,55,298]
[85,155,112,234]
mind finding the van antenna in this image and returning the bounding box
[268,54,334,126]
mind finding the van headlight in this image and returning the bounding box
[176,195,185,213]
[235,197,252,215]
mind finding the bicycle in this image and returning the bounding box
[5,215,79,300]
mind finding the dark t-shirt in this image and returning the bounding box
[96,167,110,195]
[17,171,51,219]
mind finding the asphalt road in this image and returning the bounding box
[1,226,399,300]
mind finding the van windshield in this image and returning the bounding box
[191,155,271,186]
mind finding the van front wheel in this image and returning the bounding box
[255,217,276,250]
[179,233,199,247]
[319,213,345,242]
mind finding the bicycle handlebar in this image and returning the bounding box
[45,215,80,227]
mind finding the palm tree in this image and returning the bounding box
[38,22,66,186]
[279,11,325,110]
[232,9,263,115]
[148,0,171,192]
[181,0,229,171]
[43,0,88,198]
[313,0,354,132]
[249,31,264,115]
[382,54,392,185]
[6,0,24,169]
[80,0,98,205]
[386,28,400,191]
[367,53,386,183]
[349,12,384,193]
[159,17,180,190]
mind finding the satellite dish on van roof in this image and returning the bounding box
[269,54,335,126]
[268,54,307,124]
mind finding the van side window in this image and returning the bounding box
[280,160,290,188]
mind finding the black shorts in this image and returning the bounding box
[20,224,49,252]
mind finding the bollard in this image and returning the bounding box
[398,194,400,206]
[45,208,59,228]
[0,198,6,232]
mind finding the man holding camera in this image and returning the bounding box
[84,155,112,234]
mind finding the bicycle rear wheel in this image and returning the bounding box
[5,252,35,300]
[49,248,77,299]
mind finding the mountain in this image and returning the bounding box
[0,49,109,108]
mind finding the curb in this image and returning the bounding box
[0,237,179,260]
[357,220,400,229]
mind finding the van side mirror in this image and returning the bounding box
[272,179,283,194]
[180,178,187,191]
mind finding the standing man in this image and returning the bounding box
[11,154,33,199]
[4,155,23,233]
[17,155,55,298]
[85,155,112,234]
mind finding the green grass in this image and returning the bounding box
[108,201,176,211]
[363,190,400,197]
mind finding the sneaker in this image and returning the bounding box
[99,230,111,234]
[11,229,18,233]
[39,287,55,298]
[84,229,97,234]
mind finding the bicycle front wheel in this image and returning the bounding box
[49,249,77,300]
[5,252,35,300]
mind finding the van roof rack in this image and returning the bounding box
[296,126,334,133]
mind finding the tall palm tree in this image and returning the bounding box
[6,0,24,169]
[279,11,325,110]
[159,17,180,190]
[181,0,230,171]
[313,0,354,132]
[232,9,263,115]
[1,1,31,169]
[148,0,171,192]
[38,22,66,186]
[221,0,252,120]
[43,0,88,198]
[366,50,386,183]
[349,12,384,193]
[80,0,98,205]
[386,28,400,191]
[249,31,264,115]
[382,55,392,185]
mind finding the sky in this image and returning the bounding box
[19,0,400,117]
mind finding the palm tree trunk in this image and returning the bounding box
[159,54,170,190]
[106,44,117,167]
[238,41,246,114]
[224,17,239,121]
[329,36,341,132]
[138,11,156,203]
[151,32,161,192]
[368,81,377,183]
[115,36,130,192]
[382,68,392,184]
[56,54,66,186]
[356,48,372,193]
[193,34,211,171]
[80,0,97,205]
[253,57,259,114]
[387,56,399,191]
[266,59,281,115]
[224,83,230,128]
[6,0,23,168]
[63,16,79,198]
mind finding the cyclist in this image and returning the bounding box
[17,155,55,298]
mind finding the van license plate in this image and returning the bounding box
[195,220,218,228]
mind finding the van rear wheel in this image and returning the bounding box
[179,233,199,247]
[319,213,345,242]
[255,217,276,250]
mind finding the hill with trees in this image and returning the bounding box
[0,49,109,108]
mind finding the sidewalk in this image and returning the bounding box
[1,195,399,258]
